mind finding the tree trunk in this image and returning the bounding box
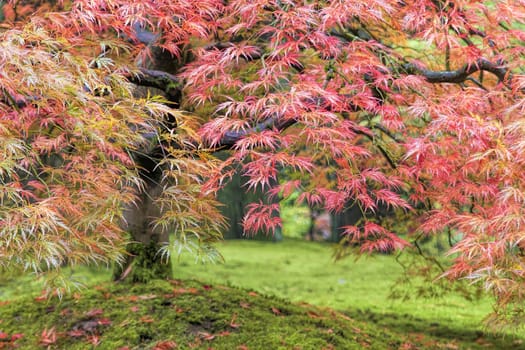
[113,36,181,282]
[331,205,363,242]
[216,152,283,241]
[307,207,318,241]
[114,182,172,282]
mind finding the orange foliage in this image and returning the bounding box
[0,0,525,326]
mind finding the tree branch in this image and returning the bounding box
[403,58,508,84]
[216,116,297,148]
[127,68,181,91]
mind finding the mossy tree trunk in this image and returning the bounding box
[113,38,182,283]
[114,182,172,282]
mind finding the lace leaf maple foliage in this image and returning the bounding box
[2,0,525,325]
[0,7,224,290]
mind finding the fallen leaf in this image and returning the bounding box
[87,334,101,346]
[153,340,177,349]
[239,301,250,309]
[85,308,104,317]
[330,310,352,321]
[248,292,258,297]
[399,342,416,350]
[34,291,48,302]
[352,327,362,334]
[173,288,188,295]
[39,327,57,346]
[60,308,72,316]
[140,316,155,323]
[198,332,215,341]
[138,294,157,300]
[67,329,85,338]
[97,318,112,326]
[130,306,140,313]
[271,307,281,315]
[173,287,200,295]
[307,311,322,319]
[10,333,23,341]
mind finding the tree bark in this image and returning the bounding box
[114,182,172,282]
[113,28,181,282]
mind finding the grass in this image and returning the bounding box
[173,239,494,332]
[0,266,110,301]
[171,238,525,349]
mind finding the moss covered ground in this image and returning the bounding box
[1,278,523,349]
[1,240,525,349]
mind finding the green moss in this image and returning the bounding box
[2,241,525,348]
[0,279,492,350]
[1,279,523,349]
[113,242,171,283]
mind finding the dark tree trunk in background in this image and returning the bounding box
[308,208,317,241]
[216,153,282,241]
[330,203,392,242]
[330,205,363,242]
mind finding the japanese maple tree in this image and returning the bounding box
[1,0,524,325]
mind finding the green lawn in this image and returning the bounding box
[0,265,111,301]
[172,239,512,338]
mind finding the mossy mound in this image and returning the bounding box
[0,279,521,349]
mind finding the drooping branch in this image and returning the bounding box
[127,24,513,159]
[127,68,181,93]
[329,28,511,88]
[125,68,182,104]
[402,58,508,84]
[217,116,297,148]
[213,93,368,149]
